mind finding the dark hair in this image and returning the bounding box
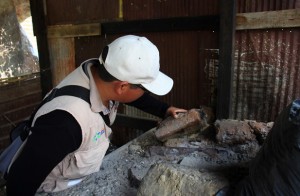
[97,46,119,82]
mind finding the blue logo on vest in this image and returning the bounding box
[93,130,105,141]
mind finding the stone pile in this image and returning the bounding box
[35,107,273,196]
[136,107,273,195]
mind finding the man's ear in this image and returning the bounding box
[114,81,130,95]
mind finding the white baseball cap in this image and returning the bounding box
[99,35,173,96]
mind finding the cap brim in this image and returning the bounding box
[141,72,173,96]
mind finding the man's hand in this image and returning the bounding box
[166,106,187,118]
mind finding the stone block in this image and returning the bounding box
[155,109,209,142]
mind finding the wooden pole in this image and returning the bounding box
[217,0,236,119]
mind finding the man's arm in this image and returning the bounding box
[6,110,82,195]
[127,93,186,118]
[127,93,170,118]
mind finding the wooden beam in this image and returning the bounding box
[217,0,236,119]
[47,23,102,38]
[46,16,219,38]
[101,16,219,34]
[236,9,300,30]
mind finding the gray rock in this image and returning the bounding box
[137,163,229,196]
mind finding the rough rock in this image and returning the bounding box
[128,165,151,188]
[199,105,215,124]
[155,109,209,142]
[179,148,249,170]
[12,0,31,22]
[215,119,256,145]
[163,137,204,148]
[247,120,273,144]
[137,163,229,196]
[127,144,153,187]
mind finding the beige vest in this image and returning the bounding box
[33,63,118,192]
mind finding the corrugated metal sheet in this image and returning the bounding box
[237,0,298,12]
[233,0,300,121]
[123,0,218,19]
[233,28,300,121]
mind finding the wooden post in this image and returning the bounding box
[217,0,236,119]
[30,0,53,96]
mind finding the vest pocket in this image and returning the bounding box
[64,140,109,178]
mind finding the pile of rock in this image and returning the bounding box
[37,107,273,196]
[136,108,273,195]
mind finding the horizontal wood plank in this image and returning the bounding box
[236,9,300,30]
[47,23,101,38]
[101,16,219,34]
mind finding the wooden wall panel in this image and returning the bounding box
[74,35,119,67]
[45,0,120,25]
[0,75,42,150]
